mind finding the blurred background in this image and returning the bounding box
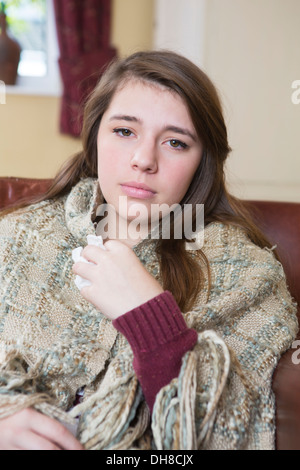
[0,0,299,202]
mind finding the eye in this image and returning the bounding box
[113,128,133,137]
[168,139,188,150]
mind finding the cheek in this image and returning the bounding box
[166,161,198,196]
[97,143,121,181]
[97,148,118,201]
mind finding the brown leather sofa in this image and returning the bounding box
[0,176,299,449]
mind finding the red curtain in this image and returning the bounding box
[53,0,117,137]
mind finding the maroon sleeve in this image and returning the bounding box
[112,291,198,413]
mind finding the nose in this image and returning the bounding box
[130,138,158,173]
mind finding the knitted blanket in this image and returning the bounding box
[0,178,297,449]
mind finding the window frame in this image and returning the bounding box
[6,0,62,96]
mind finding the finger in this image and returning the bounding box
[81,245,107,263]
[14,430,63,450]
[72,259,97,280]
[103,239,129,252]
[26,410,84,450]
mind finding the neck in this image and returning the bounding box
[95,209,149,248]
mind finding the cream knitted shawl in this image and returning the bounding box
[0,178,297,450]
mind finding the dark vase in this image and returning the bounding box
[0,12,21,85]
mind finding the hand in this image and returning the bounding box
[0,408,84,450]
[72,240,164,320]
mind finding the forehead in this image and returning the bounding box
[105,78,191,119]
[116,75,174,93]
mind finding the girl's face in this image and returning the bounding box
[97,80,203,238]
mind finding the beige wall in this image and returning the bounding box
[112,0,154,57]
[203,0,300,202]
[0,95,81,178]
[0,0,154,179]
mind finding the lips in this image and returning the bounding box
[120,182,156,199]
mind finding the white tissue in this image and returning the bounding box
[72,235,105,290]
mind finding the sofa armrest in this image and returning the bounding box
[0,177,52,210]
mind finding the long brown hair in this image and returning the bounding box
[1,50,273,311]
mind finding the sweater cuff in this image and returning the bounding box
[112,290,194,355]
[113,291,198,413]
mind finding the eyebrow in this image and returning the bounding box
[109,115,197,142]
[109,114,141,123]
[164,125,197,142]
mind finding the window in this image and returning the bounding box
[5,0,61,95]
[8,0,47,78]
